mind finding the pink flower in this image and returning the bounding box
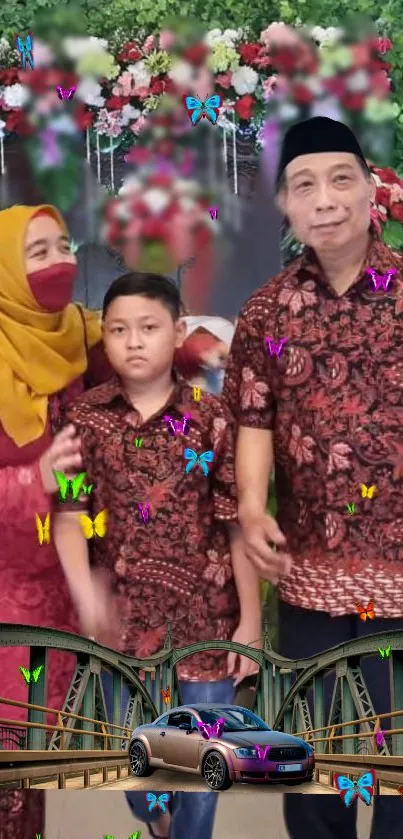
[134,85,151,101]
[112,71,135,97]
[216,71,232,89]
[389,183,403,204]
[262,74,281,100]
[143,35,156,54]
[130,114,148,134]
[376,37,393,55]
[159,30,176,51]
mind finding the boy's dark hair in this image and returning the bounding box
[102,272,182,321]
[275,154,372,195]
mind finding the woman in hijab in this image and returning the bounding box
[0,204,112,727]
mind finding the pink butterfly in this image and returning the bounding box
[265,336,288,357]
[197,718,225,740]
[163,413,191,437]
[255,744,271,760]
[366,267,396,292]
[56,86,76,100]
[138,502,150,523]
[376,729,385,747]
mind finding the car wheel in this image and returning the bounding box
[202,750,233,791]
[129,739,155,777]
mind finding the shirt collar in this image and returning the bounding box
[83,368,204,426]
[298,223,399,291]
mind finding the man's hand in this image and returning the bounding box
[239,512,292,583]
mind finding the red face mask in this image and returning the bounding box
[27,262,78,312]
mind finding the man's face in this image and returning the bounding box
[278,152,376,253]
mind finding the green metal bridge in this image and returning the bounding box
[1,622,403,757]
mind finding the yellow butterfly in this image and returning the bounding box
[79,509,108,539]
[35,513,51,545]
[360,484,376,499]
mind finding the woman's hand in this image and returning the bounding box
[39,424,82,493]
[227,622,262,688]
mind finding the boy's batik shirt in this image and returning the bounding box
[58,373,240,681]
[223,231,403,619]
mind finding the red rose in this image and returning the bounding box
[234,94,255,120]
[342,93,365,111]
[0,68,20,85]
[323,77,345,97]
[182,44,209,67]
[117,42,142,63]
[5,110,33,135]
[106,95,129,110]
[238,43,261,64]
[149,78,165,95]
[143,218,167,238]
[124,147,152,165]
[292,83,314,104]
[148,173,172,189]
[375,186,391,209]
[374,167,403,186]
[74,104,94,130]
[390,202,403,223]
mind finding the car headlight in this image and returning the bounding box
[234,747,258,758]
[305,743,314,755]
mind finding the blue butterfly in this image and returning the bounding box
[184,448,214,476]
[15,33,34,70]
[183,93,223,126]
[334,770,375,806]
[146,792,171,813]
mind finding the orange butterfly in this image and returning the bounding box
[356,600,375,621]
[161,687,171,704]
[397,785,403,798]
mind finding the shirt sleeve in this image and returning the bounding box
[211,404,238,522]
[222,301,276,430]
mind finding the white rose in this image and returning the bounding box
[167,59,194,87]
[174,178,201,197]
[76,78,105,107]
[231,66,259,96]
[222,28,241,46]
[205,29,224,48]
[121,104,140,126]
[127,60,152,88]
[119,176,142,196]
[346,70,370,93]
[142,188,171,215]
[310,26,326,42]
[3,83,30,109]
[62,36,108,60]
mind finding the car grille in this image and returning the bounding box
[269,746,306,760]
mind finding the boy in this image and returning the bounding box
[53,272,261,700]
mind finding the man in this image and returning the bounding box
[223,116,403,839]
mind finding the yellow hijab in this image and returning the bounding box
[0,205,101,446]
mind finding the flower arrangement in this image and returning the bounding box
[369,163,403,250]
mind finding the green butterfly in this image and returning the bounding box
[19,665,44,685]
[103,834,141,839]
[69,239,82,254]
[54,471,87,502]
[82,484,93,495]
[378,647,391,659]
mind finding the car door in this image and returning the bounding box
[161,712,201,769]
[149,714,170,760]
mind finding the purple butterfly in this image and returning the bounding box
[376,729,385,747]
[138,502,150,524]
[255,744,271,760]
[163,413,191,437]
[197,718,225,741]
[366,267,396,292]
[265,336,288,357]
[56,86,76,100]
[208,207,218,220]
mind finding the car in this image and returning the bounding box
[129,703,315,791]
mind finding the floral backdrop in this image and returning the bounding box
[0,19,403,249]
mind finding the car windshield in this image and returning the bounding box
[198,708,270,732]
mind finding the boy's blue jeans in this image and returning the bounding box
[101,675,235,839]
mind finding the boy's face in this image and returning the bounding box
[102,294,186,383]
